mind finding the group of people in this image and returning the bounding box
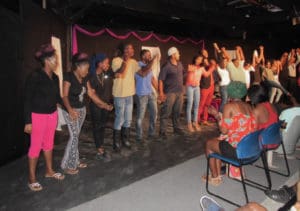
[23,43,184,191]
[23,42,300,195]
[198,45,300,209]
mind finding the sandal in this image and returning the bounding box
[45,172,65,180]
[28,182,43,192]
[201,175,222,186]
[78,163,87,168]
[63,168,79,175]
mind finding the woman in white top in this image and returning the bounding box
[217,58,230,112]
[243,62,255,89]
[270,60,283,103]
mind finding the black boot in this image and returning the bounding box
[121,127,131,148]
[113,130,121,152]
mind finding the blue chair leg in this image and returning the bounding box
[206,157,245,207]
[276,142,290,177]
[255,143,290,177]
[239,166,249,204]
[227,162,270,191]
[260,152,272,189]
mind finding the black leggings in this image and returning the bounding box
[90,103,109,149]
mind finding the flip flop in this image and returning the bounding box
[45,172,65,180]
[201,175,222,186]
[28,182,43,192]
[78,163,87,168]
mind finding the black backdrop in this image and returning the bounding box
[0,0,67,166]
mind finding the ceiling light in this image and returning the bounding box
[171,16,181,20]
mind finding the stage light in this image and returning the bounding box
[171,16,181,20]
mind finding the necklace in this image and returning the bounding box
[96,72,105,86]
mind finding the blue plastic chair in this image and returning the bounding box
[205,130,267,207]
[258,121,290,179]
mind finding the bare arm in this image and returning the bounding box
[238,46,245,61]
[221,47,231,61]
[213,42,221,53]
[252,46,265,66]
[202,64,216,77]
[136,56,157,77]
[213,42,221,60]
[151,77,158,91]
[187,64,197,72]
[62,81,79,120]
[115,60,128,78]
[207,103,231,135]
[289,49,296,64]
[158,80,166,102]
[218,103,232,134]
[252,51,257,67]
[258,46,265,66]
[235,46,241,61]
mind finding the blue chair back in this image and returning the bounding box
[236,130,262,164]
[260,121,283,147]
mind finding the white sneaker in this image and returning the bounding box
[200,195,224,211]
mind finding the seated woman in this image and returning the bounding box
[203,81,257,186]
[248,84,280,167]
[247,84,278,130]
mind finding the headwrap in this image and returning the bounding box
[227,81,247,99]
[89,53,108,75]
[35,44,55,61]
[72,52,89,65]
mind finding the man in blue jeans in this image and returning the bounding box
[111,44,139,151]
[135,49,158,143]
[158,47,184,139]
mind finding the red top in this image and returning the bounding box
[220,113,257,148]
[257,102,278,130]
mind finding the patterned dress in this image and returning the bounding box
[220,112,257,148]
[220,112,257,178]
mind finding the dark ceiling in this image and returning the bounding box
[33,0,300,39]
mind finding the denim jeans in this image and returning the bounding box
[136,93,157,139]
[269,87,283,103]
[219,85,228,113]
[186,86,200,123]
[263,80,289,95]
[113,96,133,130]
[160,92,183,134]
